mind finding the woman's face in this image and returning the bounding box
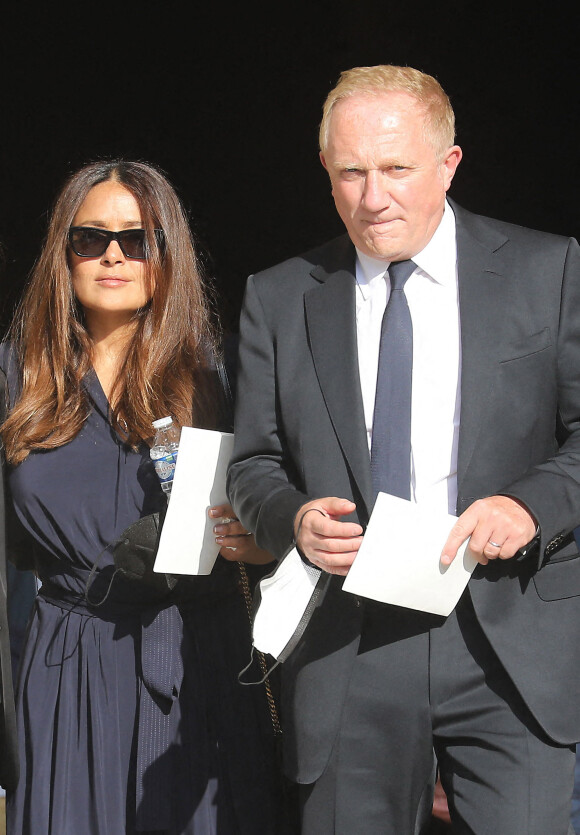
[69,180,154,331]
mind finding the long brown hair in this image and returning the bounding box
[2,160,223,465]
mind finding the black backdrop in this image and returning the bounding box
[1,3,578,334]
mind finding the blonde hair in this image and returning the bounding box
[319,65,455,159]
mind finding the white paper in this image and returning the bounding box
[342,492,477,616]
[153,427,234,575]
[253,548,322,659]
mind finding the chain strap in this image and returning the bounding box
[217,361,281,735]
[237,561,282,735]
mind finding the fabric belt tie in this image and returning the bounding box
[370,259,416,502]
[136,603,185,829]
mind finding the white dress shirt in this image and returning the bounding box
[355,202,461,515]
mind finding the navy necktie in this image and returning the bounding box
[370,259,416,502]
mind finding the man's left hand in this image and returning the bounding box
[441,495,537,566]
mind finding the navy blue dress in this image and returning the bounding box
[1,346,282,834]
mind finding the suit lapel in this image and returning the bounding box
[454,204,511,499]
[304,240,373,516]
[301,210,512,516]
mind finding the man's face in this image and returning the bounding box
[320,92,462,261]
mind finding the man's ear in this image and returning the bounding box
[442,145,462,191]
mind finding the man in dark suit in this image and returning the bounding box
[228,65,580,834]
[0,368,18,792]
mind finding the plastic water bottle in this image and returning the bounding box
[150,416,181,496]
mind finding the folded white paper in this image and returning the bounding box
[342,492,477,616]
[153,427,234,575]
[253,548,323,659]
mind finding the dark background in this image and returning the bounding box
[1,2,578,335]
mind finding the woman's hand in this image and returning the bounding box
[209,504,275,565]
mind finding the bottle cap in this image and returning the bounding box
[152,416,173,429]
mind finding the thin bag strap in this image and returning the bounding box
[217,352,280,730]
[237,562,282,735]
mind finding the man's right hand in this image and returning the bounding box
[294,497,364,576]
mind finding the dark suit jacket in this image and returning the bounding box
[228,201,580,783]
[0,369,18,791]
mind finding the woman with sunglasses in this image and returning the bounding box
[0,160,285,834]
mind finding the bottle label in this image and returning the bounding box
[153,451,178,483]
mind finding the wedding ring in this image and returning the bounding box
[220,517,236,524]
[488,540,502,548]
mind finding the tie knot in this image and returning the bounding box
[388,259,416,290]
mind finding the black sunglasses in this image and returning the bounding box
[68,226,165,259]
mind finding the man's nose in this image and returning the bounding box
[361,169,391,212]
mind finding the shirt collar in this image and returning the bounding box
[355,200,457,292]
